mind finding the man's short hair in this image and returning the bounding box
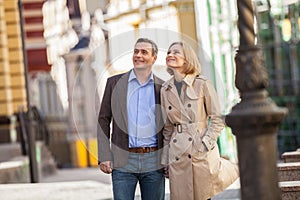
[135,38,158,56]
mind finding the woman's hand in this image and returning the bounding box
[164,165,169,178]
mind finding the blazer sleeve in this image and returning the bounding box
[97,78,113,163]
[201,80,225,150]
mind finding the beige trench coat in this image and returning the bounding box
[161,74,239,200]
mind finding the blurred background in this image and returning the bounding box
[0,0,299,183]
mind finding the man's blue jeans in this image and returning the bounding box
[112,152,165,200]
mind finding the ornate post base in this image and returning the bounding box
[226,47,287,200]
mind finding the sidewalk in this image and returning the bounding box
[0,167,240,199]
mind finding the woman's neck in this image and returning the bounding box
[173,69,185,82]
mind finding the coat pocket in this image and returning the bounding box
[194,128,209,153]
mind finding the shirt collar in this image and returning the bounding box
[128,69,154,84]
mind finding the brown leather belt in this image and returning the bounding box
[129,147,158,153]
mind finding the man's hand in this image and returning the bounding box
[99,161,113,174]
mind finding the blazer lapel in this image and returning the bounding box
[153,75,164,136]
[154,75,162,105]
[112,71,130,132]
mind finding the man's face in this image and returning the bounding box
[132,42,157,70]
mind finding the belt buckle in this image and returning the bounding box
[142,147,147,153]
[144,147,150,153]
[177,124,182,133]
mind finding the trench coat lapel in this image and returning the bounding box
[183,74,199,100]
[162,77,191,121]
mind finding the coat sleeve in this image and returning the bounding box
[160,90,174,166]
[201,80,225,151]
[97,78,113,163]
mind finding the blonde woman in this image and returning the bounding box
[161,42,239,200]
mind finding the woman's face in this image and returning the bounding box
[166,44,186,72]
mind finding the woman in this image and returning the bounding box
[161,42,239,200]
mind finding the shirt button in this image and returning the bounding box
[187,103,191,107]
[188,137,192,142]
[168,106,172,110]
[189,121,192,124]
[173,139,177,143]
[188,154,191,159]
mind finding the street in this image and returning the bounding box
[0,167,240,200]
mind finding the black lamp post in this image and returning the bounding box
[18,0,39,183]
[225,0,287,199]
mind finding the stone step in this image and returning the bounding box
[280,181,300,200]
[281,149,300,163]
[0,142,57,183]
[0,156,30,183]
[278,162,300,182]
[0,143,22,162]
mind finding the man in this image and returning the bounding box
[97,38,165,200]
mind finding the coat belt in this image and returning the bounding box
[173,122,206,133]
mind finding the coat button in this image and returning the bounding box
[189,121,192,124]
[188,154,191,159]
[187,103,191,107]
[173,139,177,143]
[175,156,179,161]
[168,106,172,110]
[188,137,192,141]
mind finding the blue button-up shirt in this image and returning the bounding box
[127,70,157,148]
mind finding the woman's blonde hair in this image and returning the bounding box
[168,41,202,75]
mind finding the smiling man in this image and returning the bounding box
[97,38,165,200]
